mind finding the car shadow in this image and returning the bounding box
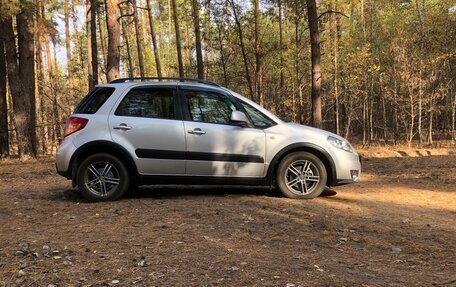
[48,185,336,202]
[127,185,277,199]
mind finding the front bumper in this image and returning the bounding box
[331,151,362,185]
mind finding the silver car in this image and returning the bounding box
[56,78,361,202]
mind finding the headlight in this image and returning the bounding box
[327,136,353,153]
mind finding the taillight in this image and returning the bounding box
[64,117,88,137]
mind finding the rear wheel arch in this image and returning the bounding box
[268,143,337,186]
[69,141,139,187]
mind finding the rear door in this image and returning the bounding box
[181,86,266,177]
[109,85,186,175]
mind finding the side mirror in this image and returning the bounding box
[230,110,249,126]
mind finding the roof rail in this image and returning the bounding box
[109,77,220,87]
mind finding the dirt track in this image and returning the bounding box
[0,151,455,286]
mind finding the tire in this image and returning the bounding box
[76,153,130,202]
[276,152,327,199]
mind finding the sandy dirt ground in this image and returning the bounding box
[0,149,455,286]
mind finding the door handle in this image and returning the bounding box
[188,128,206,135]
[113,123,132,130]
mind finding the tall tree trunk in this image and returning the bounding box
[226,0,230,34]
[184,12,191,69]
[202,1,210,77]
[97,7,108,76]
[132,0,145,78]
[416,0,425,146]
[91,0,99,85]
[121,21,134,78]
[0,25,8,157]
[294,1,301,122]
[167,0,172,71]
[71,0,81,68]
[191,0,204,79]
[51,39,62,142]
[428,104,433,145]
[17,9,37,158]
[362,94,367,145]
[35,5,47,154]
[171,0,184,77]
[278,0,284,97]
[306,0,322,129]
[87,0,98,90]
[452,91,455,143]
[106,0,121,82]
[231,1,253,99]
[146,0,163,78]
[254,0,263,105]
[65,0,72,80]
[330,0,340,135]
[216,22,228,87]
[408,87,415,148]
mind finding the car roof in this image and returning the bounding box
[96,81,221,89]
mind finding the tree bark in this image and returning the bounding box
[452,91,455,143]
[16,10,38,158]
[278,0,284,97]
[87,0,98,90]
[65,0,72,80]
[330,0,340,135]
[71,0,81,68]
[184,11,191,68]
[171,0,184,78]
[0,24,8,157]
[35,2,47,154]
[254,0,263,105]
[121,20,134,78]
[106,0,121,82]
[97,6,108,76]
[191,0,204,79]
[231,1,253,99]
[306,0,322,129]
[216,22,228,87]
[146,0,163,78]
[131,0,145,78]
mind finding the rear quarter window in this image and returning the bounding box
[74,87,116,114]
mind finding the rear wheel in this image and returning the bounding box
[77,153,130,202]
[276,152,327,199]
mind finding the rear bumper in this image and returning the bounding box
[56,163,70,178]
[55,137,77,179]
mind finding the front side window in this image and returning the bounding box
[184,90,236,124]
[239,101,276,129]
[115,88,175,119]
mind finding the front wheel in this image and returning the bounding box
[76,153,130,202]
[276,152,327,199]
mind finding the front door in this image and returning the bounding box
[181,87,266,177]
[109,85,186,175]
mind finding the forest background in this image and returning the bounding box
[0,0,455,159]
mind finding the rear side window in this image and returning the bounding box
[74,87,115,114]
[115,88,175,119]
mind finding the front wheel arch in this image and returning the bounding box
[268,143,336,187]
